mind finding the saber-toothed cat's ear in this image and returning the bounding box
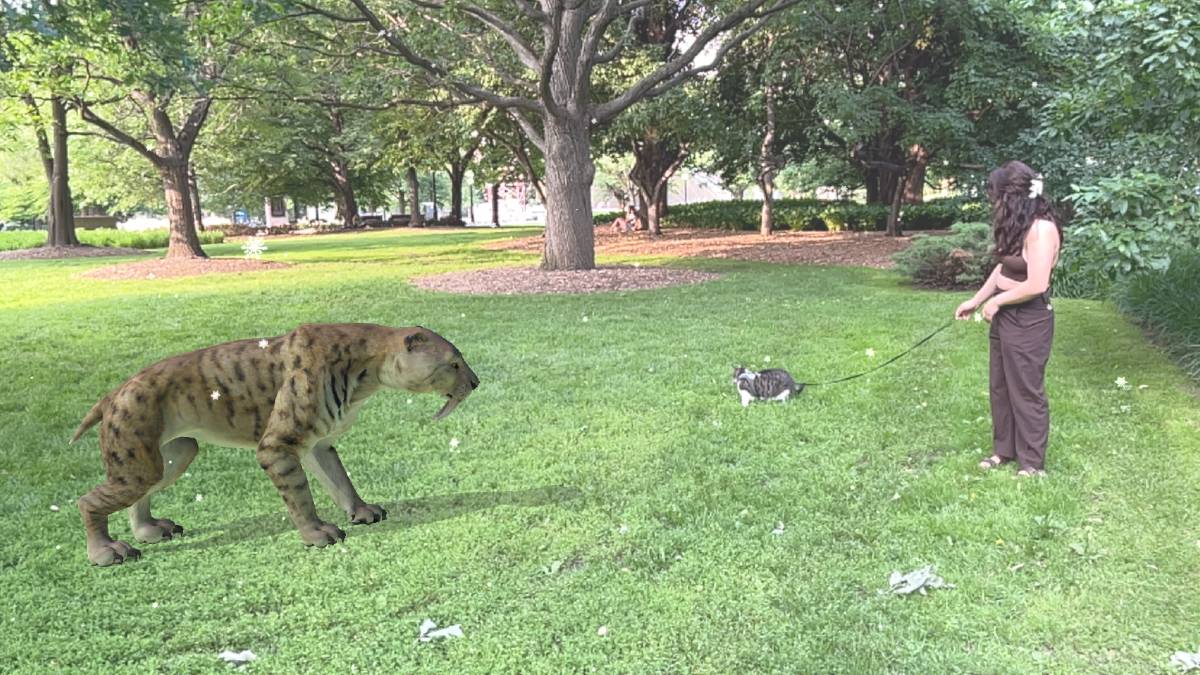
[405,332,428,352]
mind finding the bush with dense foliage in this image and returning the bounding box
[1115,250,1200,382]
[0,228,225,251]
[1053,172,1200,298]
[892,221,994,289]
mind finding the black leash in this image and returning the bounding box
[803,319,955,387]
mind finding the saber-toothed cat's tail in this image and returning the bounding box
[71,394,111,443]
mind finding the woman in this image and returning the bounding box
[954,161,1062,477]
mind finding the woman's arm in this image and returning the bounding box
[955,264,1002,319]
[988,220,1060,309]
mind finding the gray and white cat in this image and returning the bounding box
[732,367,805,407]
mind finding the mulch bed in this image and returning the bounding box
[0,245,147,260]
[411,265,720,295]
[485,227,933,269]
[81,257,289,281]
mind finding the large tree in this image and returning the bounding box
[59,0,273,257]
[796,0,1049,226]
[1,7,80,245]
[310,0,797,269]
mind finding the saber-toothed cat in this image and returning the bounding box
[70,323,479,566]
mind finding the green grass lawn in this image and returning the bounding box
[1,228,1197,673]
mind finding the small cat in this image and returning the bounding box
[732,366,805,407]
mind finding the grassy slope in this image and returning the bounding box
[0,228,1197,674]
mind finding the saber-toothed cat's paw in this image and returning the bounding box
[350,503,387,525]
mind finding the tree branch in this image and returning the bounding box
[343,0,543,113]
[592,0,797,123]
[75,101,162,166]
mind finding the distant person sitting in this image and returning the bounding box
[608,205,639,234]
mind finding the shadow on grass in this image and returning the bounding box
[163,484,582,555]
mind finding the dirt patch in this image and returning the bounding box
[81,257,289,281]
[412,265,720,295]
[485,227,935,268]
[0,245,147,260]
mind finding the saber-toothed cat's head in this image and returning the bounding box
[381,327,479,420]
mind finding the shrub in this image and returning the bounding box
[1054,170,1200,298]
[892,221,994,289]
[78,229,226,249]
[0,231,48,251]
[1115,251,1200,382]
[0,228,225,251]
[615,197,982,233]
[593,210,623,225]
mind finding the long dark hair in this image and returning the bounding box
[987,160,1061,257]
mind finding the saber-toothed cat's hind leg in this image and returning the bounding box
[128,437,198,543]
[302,443,386,525]
[79,418,164,566]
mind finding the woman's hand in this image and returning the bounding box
[955,299,978,320]
[982,299,1001,323]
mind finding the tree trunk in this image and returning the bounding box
[629,137,685,237]
[43,98,78,246]
[397,188,406,216]
[904,144,928,204]
[541,115,595,270]
[448,164,465,223]
[407,167,424,226]
[159,160,207,258]
[886,171,905,237]
[865,166,903,206]
[25,95,59,238]
[188,163,204,232]
[330,160,358,226]
[48,97,79,246]
[491,183,500,227]
[758,79,779,236]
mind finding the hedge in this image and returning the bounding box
[593,197,984,233]
[0,228,225,252]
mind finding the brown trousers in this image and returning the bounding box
[989,294,1054,470]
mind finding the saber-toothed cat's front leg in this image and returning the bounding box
[301,443,386,525]
[257,368,345,547]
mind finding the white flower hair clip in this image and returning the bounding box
[1028,174,1044,199]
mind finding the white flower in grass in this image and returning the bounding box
[210,390,221,401]
[50,504,60,512]
[763,356,771,363]
[1115,377,1130,390]
[258,339,269,349]
[865,348,876,358]
[242,236,268,260]
[597,626,609,637]
[772,522,785,536]
[582,316,589,322]
[195,494,203,502]
[973,312,983,322]
[449,438,460,449]
[618,524,629,535]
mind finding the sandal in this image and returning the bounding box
[978,455,1011,471]
[1015,468,1046,478]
